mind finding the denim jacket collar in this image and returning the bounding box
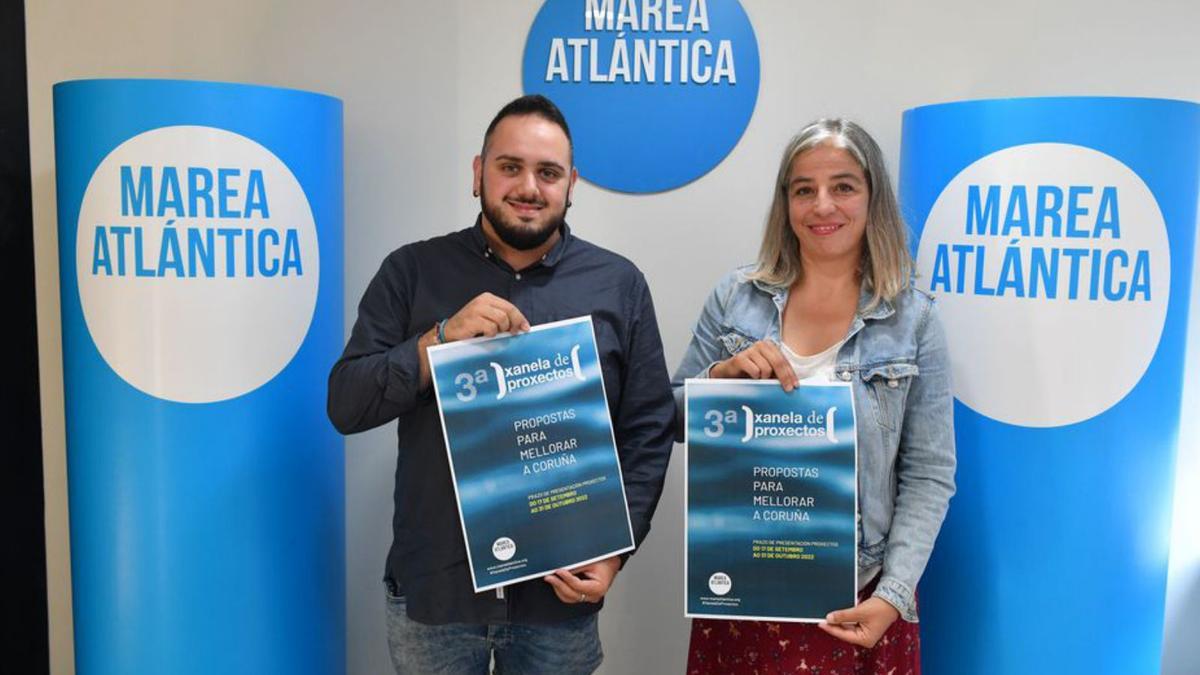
[748,277,896,377]
[749,277,896,323]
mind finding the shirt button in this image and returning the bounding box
[839,371,851,381]
[515,273,522,280]
[887,379,899,388]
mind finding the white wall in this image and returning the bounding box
[27,1,1200,673]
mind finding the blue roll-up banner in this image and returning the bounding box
[900,97,1199,674]
[54,79,344,674]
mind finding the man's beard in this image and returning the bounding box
[480,180,567,251]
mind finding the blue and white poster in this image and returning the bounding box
[54,79,344,674]
[900,97,1200,674]
[685,380,857,622]
[428,316,635,591]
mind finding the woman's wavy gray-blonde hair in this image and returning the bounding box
[748,118,912,309]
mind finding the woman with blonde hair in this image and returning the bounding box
[673,119,955,673]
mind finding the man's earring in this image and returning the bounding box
[473,189,479,197]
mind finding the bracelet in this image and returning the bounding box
[436,318,449,344]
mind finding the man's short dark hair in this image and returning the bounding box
[481,94,573,163]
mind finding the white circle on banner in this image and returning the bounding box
[76,125,319,404]
[708,572,732,596]
[492,537,516,561]
[915,142,1169,427]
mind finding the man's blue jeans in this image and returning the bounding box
[385,586,603,675]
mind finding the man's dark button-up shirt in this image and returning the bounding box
[328,219,675,625]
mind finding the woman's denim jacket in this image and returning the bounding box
[672,266,956,622]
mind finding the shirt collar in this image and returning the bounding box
[469,215,572,270]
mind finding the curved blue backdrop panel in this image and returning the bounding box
[901,97,1199,674]
[54,79,345,675]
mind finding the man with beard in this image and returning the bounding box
[327,95,675,674]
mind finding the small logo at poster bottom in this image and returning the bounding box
[493,537,517,561]
[709,572,732,596]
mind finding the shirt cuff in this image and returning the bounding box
[872,575,919,623]
[383,331,433,405]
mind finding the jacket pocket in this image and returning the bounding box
[717,327,757,357]
[859,538,887,567]
[861,362,919,431]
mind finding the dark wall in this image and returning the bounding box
[0,2,50,673]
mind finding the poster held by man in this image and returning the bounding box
[428,316,635,592]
